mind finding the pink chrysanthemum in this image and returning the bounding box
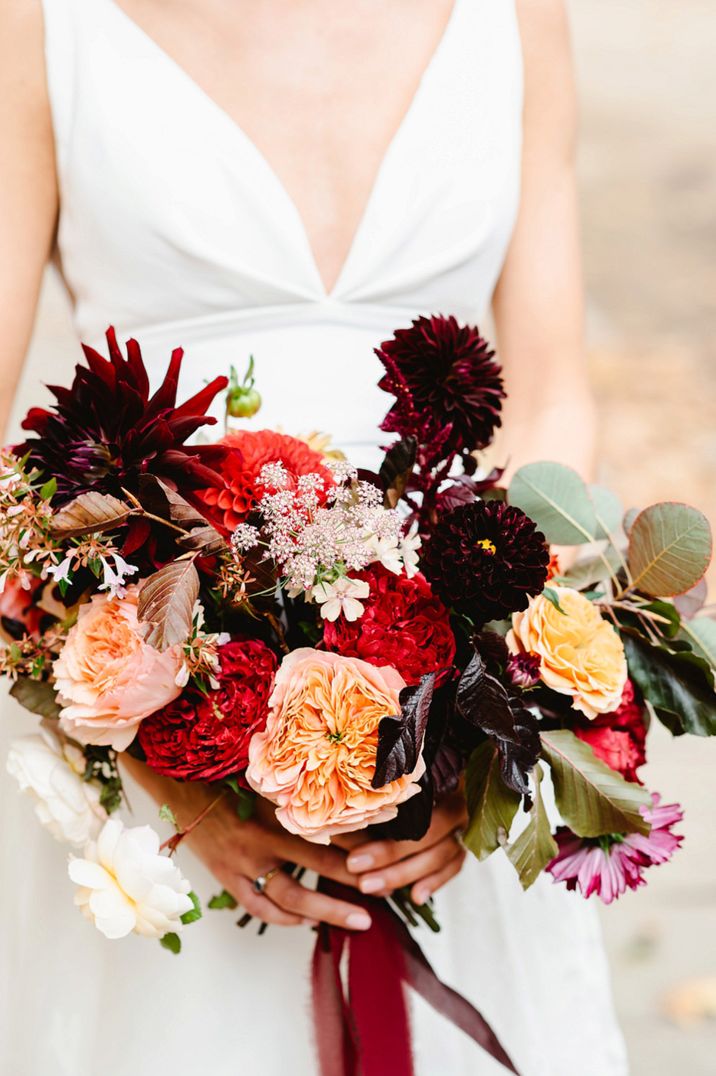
[547,794,683,904]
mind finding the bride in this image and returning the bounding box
[1,1,628,1073]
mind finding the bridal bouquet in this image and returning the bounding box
[2,317,714,1072]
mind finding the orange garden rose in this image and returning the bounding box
[53,586,184,751]
[246,648,425,843]
[507,586,628,719]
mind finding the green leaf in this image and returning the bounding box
[540,729,652,836]
[589,484,623,539]
[208,889,238,911]
[627,502,712,598]
[9,678,62,719]
[557,546,624,591]
[99,777,123,814]
[622,630,716,736]
[679,616,716,671]
[180,891,202,926]
[160,932,181,954]
[506,766,557,890]
[542,587,566,614]
[463,741,521,861]
[507,462,599,545]
[159,803,178,829]
[39,477,57,501]
[224,779,257,821]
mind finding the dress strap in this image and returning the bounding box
[40,0,79,172]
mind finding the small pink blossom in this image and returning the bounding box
[312,577,370,621]
[547,794,683,904]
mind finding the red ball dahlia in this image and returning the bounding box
[321,563,456,685]
[421,499,550,625]
[376,315,505,457]
[196,429,335,533]
[575,679,647,782]
[138,639,278,783]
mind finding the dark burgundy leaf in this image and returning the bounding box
[435,468,506,514]
[369,773,434,841]
[136,474,212,531]
[372,672,436,788]
[378,437,417,509]
[178,525,228,557]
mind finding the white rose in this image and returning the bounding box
[68,818,194,940]
[6,728,107,846]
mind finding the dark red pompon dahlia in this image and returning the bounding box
[376,315,505,457]
[421,500,550,625]
[139,639,278,784]
[17,327,229,504]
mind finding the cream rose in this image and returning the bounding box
[53,585,184,751]
[507,586,628,719]
[6,727,107,846]
[68,818,194,940]
[246,648,425,843]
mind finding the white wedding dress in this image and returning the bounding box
[0,1,629,1073]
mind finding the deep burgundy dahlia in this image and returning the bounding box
[17,327,228,504]
[376,315,505,458]
[421,500,550,625]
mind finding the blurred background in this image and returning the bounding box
[9,1,716,1072]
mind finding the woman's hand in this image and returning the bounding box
[120,755,373,932]
[341,791,467,905]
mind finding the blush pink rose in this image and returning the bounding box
[246,648,425,843]
[53,586,184,751]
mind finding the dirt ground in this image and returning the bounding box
[9,2,716,1072]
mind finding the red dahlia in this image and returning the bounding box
[377,315,505,458]
[138,639,277,783]
[197,428,335,533]
[575,679,647,782]
[321,563,456,685]
[17,328,228,505]
[421,500,550,626]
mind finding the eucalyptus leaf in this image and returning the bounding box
[137,559,200,651]
[9,678,62,719]
[507,462,598,545]
[623,630,716,736]
[464,741,521,861]
[627,502,712,598]
[506,766,557,890]
[623,507,639,537]
[674,578,708,620]
[557,545,623,590]
[589,484,623,539]
[540,729,652,836]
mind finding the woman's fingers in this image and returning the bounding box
[266,872,372,932]
[232,874,306,927]
[411,849,465,906]
[346,795,466,873]
[268,829,357,887]
[357,832,465,897]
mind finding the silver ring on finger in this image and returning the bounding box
[252,865,283,895]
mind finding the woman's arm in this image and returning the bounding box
[490,0,596,484]
[0,0,58,439]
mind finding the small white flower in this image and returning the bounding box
[400,524,422,578]
[68,818,194,940]
[364,533,403,575]
[97,552,138,598]
[47,554,74,586]
[313,576,370,622]
[6,728,107,846]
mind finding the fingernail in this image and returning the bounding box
[346,911,372,931]
[359,876,385,894]
[413,887,430,905]
[347,853,374,872]
[303,919,319,927]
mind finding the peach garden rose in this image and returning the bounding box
[507,586,628,719]
[53,585,185,751]
[246,648,425,843]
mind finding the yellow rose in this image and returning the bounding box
[507,587,627,719]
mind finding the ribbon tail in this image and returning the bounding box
[398,925,520,1075]
[311,925,358,1076]
[348,911,415,1076]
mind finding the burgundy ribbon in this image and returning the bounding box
[311,880,519,1076]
